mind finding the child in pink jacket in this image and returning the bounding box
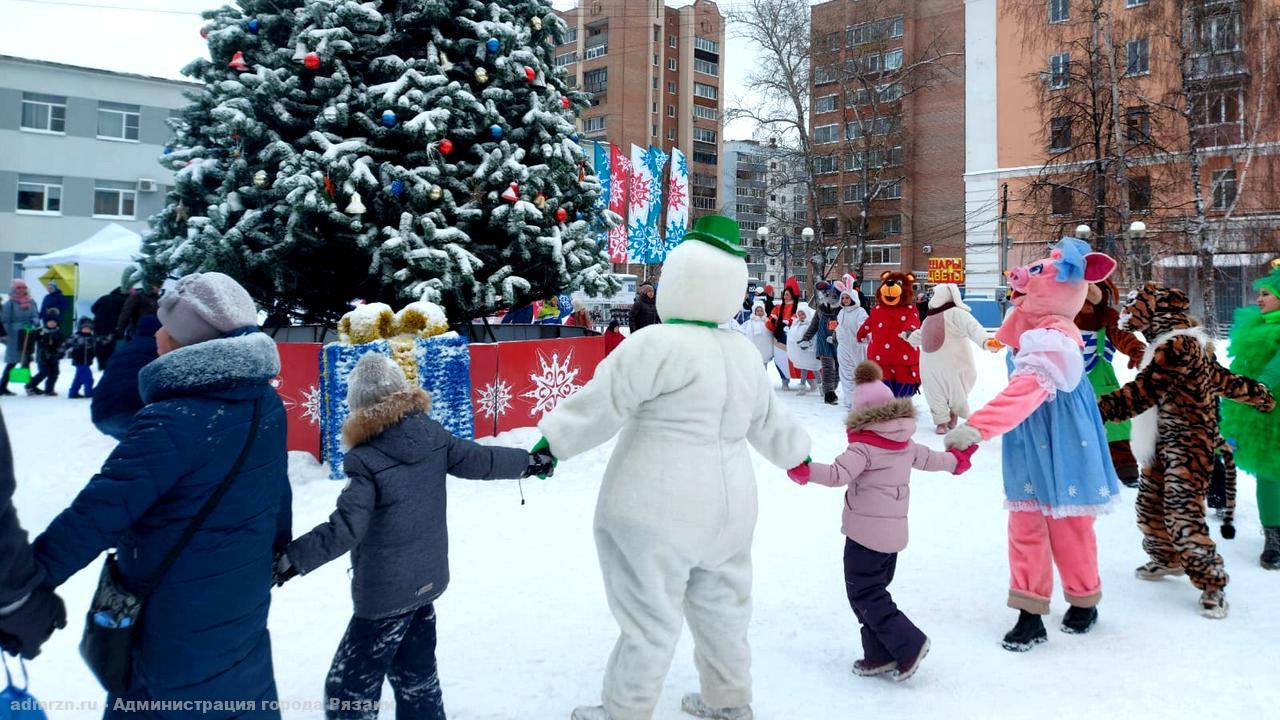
[789,361,976,682]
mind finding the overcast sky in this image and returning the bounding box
[0,0,757,139]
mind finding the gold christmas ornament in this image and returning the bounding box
[531,16,542,31]
[253,170,268,188]
[429,184,443,201]
[534,193,547,209]
[474,67,489,84]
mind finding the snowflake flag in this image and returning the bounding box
[644,145,668,263]
[627,144,657,264]
[608,143,630,264]
[593,141,614,260]
[665,147,690,255]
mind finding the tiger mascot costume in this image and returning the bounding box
[1097,283,1275,618]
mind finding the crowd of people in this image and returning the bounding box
[0,217,1278,720]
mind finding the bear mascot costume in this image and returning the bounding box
[857,272,921,397]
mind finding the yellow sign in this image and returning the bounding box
[928,258,965,284]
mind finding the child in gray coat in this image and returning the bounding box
[277,354,553,719]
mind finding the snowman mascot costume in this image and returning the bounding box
[536,215,812,720]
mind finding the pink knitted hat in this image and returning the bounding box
[852,361,895,410]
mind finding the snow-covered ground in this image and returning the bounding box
[8,348,1278,719]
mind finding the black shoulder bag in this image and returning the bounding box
[80,398,262,695]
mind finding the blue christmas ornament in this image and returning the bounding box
[247,18,259,34]
[485,38,500,54]
[489,124,504,140]
[570,133,580,143]
[163,146,173,155]
[390,179,405,196]
[576,211,584,221]
[381,109,397,127]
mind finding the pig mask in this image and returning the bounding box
[995,237,1116,351]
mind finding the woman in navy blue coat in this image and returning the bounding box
[33,272,291,719]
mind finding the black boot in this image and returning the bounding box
[1061,605,1098,634]
[824,391,838,405]
[1001,610,1047,652]
[1263,527,1280,571]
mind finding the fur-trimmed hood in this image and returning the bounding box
[342,387,433,450]
[140,331,280,404]
[846,398,917,439]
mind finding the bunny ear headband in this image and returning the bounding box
[834,273,857,292]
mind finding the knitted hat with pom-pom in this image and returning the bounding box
[347,353,413,411]
[852,361,895,410]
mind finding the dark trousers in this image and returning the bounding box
[844,538,925,664]
[70,364,94,397]
[325,604,444,720]
[95,336,116,371]
[820,355,838,394]
[0,363,27,391]
[27,361,58,394]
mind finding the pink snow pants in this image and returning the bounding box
[1007,511,1101,615]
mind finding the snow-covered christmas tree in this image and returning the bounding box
[141,0,617,324]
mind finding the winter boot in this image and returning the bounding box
[24,384,39,396]
[1135,561,1185,580]
[1262,527,1280,570]
[893,637,931,682]
[851,657,896,677]
[1199,589,1228,619]
[1060,605,1098,634]
[69,391,82,399]
[824,391,838,405]
[570,707,613,720]
[680,693,753,720]
[1001,610,1047,652]
[935,424,948,435]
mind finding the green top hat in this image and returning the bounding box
[681,215,747,258]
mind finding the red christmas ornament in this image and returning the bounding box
[228,51,249,72]
[501,182,520,203]
[524,66,536,82]
[200,28,208,39]
[323,175,335,198]
[561,96,571,109]
[439,139,454,155]
[555,208,568,223]
[304,52,321,71]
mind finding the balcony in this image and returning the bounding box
[1189,50,1248,80]
[1194,122,1243,147]
[584,42,609,61]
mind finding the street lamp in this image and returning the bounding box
[1075,224,1093,240]
[758,225,814,291]
[1127,220,1147,240]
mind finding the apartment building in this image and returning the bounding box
[964,0,1280,324]
[554,0,726,243]
[721,140,769,280]
[808,0,966,295]
[0,55,193,285]
[720,139,813,287]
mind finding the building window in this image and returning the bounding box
[668,81,678,95]
[694,58,719,76]
[847,88,871,107]
[815,65,836,84]
[814,124,839,144]
[843,184,865,203]
[584,42,608,60]
[815,94,838,114]
[692,149,718,165]
[1191,86,1242,126]
[1049,0,1069,24]
[669,35,677,48]
[878,83,903,102]
[1051,184,1073,215]
[1125,106,1151,142]
[564,27,579,44]
[883,48,904,72]
[691,173,717,188]
[882,180,902,199]
[818,185,839,205]
[846,16,904,47]
[693,196,718,210]
[822,217,839,235]
[1211,168,1237,209]
[653,53,659,66]
[583,116,607,134]
[97,102,141,141]
[93,180,137,219]
[694,105,719,121]
[1126,0,1146,6]
[667,105,676,118]
[1200,13,1240,54]
[882,215,902,235]
[1048,52,1070,89]
[866,244,902,265]
[694,82,718,100]
[825,32,840,52]
[20,93,67,134]
[1125,37,1150,75]
[1128,176,1152,212]
[652,123,658,137]
[584,68,608,93]
[814,155,838,174]
[653,75,659,90]
[694,128,717,144]
[845,121,864,141]
[668,58,678,71]
[694,37,720,54]
[16,175,62,214]
[668,128,677,141]
[1050,117,1073,151]
[555,51,579,67]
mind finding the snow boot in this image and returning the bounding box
[851,657,896,677]
[1060,605,1097,634]
[1262,527,1280,570]
[680,693,753,720]
[893,637,930,682]
[69,391,82,399]
[1135,561,1185,580]
[824,391,838,405]
[0,389,13,397]
[570,706,613,720]
[24,384,39,396]
[1199,589,1228,619]
[1001,610,1047,652]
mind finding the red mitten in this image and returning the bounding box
[948,445,978,475]
[787,462,811,485]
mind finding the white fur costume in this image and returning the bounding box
[834,284,869,407]
[906,284,993,426]
[539,239,811,720]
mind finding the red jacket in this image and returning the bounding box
[858,304,921,385]
[604,329,624,356]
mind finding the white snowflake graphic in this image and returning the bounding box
[522,350,582,417]
[1068,484,1079,498]
[476,379,514,419]
[277,381,324,426]
[1099,486,1112,498]
[1023,483,1036,495]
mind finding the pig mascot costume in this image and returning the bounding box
[945,238,1120,652]
[537,215,813,720]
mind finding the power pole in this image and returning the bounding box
[999,182,1011,307]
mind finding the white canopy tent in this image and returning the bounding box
[22,223,141,323]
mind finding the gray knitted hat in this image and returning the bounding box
[157,272,259,346]
[347,354,413,411]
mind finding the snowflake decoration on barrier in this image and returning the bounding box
[522,350,582,417]
[299,384,323,426]
[476,379,514,420]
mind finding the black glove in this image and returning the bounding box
[272,551,298,588]
[524,449,556,479]
[0,587,67,659]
